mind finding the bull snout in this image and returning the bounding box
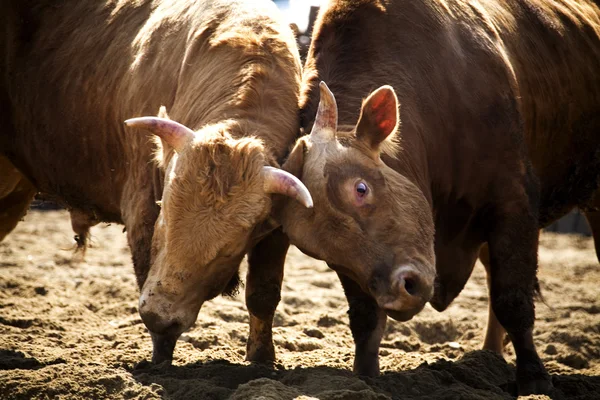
[138,285,192,337]
[140,308,182,335]
[138,290,185,364]
[139,292,179,334]
[139,281,203,364]
[375,265,434,321]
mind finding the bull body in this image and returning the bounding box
[0,0,305,363]
[276,0,600,395]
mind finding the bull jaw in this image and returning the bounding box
[379,286,428,322]
[383,305,424,322]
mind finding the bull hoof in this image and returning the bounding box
[517,373,553,396]
[353,356,380,378]
[246,342,275,364]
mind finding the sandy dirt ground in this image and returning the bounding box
[1,210,599,399]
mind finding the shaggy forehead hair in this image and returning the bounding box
[160,123,270,265]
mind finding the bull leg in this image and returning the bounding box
[487,198,551,395]
[336,270,387,377]
[585,210,600,263]
[0,156,36,242]
[584,192,600,263]
[479,243,507,354]
[245,228,289,363]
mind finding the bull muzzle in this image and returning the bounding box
[374,264,434,321]
[138,287,192,336]
[139,287,196,364]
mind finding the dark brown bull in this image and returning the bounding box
[271,0,600,395]
[0,0,312,364]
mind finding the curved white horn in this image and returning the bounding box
[125,117,194,152]
[309,81,338,143]
[262,166,313,208]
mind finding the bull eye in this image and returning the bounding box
[355,181,368,197]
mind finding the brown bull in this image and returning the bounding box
[0,0,312,364]
[272,0,600,395]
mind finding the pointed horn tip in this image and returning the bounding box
[294,190,313,209]
[262,166,314,209]
[283,178,313,209]
[317,82,337,112]
[319,81,332,96]
[124,117,147,127]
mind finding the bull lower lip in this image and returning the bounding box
[384,308,417,322]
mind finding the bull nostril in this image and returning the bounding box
[403,277,417,296]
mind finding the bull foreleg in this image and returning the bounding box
[479,243,507,354]
[336,270,387,377]
[584,192,600,263]
[245,228,289,363]
[0,157,36,242]
[585,211,600,263]
[487,198,552,395]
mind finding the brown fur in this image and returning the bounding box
[0,0,301,363]
[583,189,600,263]
[285,0,600,395]
[0,156,36,242]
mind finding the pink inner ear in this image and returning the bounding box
[376,118,396,135]
[356,86,399,149]
[369,90,397,138]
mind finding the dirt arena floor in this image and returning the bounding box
[1,210,599,399]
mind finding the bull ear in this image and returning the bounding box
[157,105,169,119]
[355,85,399,151]
[263,139,312,208]
[282,139,306,181]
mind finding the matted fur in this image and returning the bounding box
[162,122,270,266]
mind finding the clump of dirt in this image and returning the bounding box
[1,210,599,399]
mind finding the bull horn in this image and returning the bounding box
[262,166,313,208]
[309,81,338,143]
[125,117,194,152]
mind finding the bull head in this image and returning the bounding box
[123,109,313,363]
[281,82,436,323]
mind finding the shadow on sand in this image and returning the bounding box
[131,350,600,400]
